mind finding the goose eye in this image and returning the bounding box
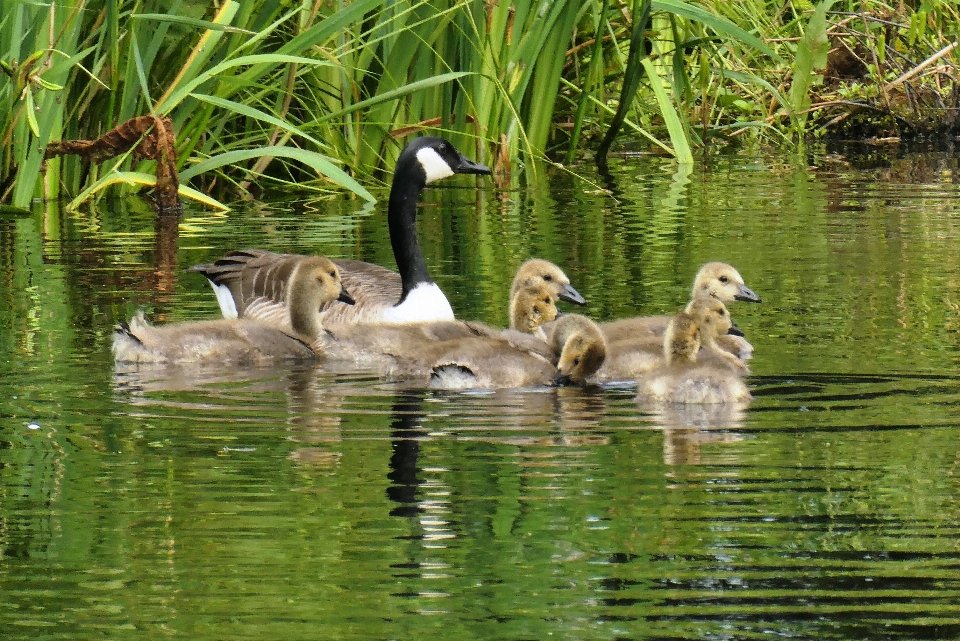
[329,270,337,278]
[573,357,581,366]
[718,309,726,316]
[719,275,729,283]
[542,297,551,303]
[542,274,553,282]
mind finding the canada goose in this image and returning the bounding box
[636,298,751,405]
[595,262,759,381]
[510,258,586,307]
[190,137,490,328]
[429,313,607,389]
[113,257,354,364]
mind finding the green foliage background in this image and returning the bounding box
[2,0,957,208]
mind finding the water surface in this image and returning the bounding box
[2,148,960,639]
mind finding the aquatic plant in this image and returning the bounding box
[1,0,956,208]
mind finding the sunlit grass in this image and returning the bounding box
[1,0,955,208]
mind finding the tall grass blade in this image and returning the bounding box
[788,0,834,134]
[66,170,229,211]
[653,0,782,61]
[597,0,652,167]
[180,147,375,202]
[641,58,693,163]
[567,0,610,164]
[190,93,326,149]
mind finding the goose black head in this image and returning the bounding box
[400,137,492,186]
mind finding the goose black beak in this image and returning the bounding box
[338,288,356,305]
[553,372,573,387]
[727,322,745,337]
[454,153,492,176]
[735,284,761,303]
[559,283,586,306]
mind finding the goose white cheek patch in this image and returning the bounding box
[417,148,455,184]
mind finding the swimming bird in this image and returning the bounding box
[190,137,491,327]
[321,283,562,371]
[113,257,354,365]
[509,258,586,308]
[600,262,760,342]
[635,297,751,405]
[510,284,560,337]
[428,313,607,390]
[596,262,759,381]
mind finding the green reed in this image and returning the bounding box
[2,0,956,208]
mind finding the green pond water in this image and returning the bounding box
[2,148,960,640]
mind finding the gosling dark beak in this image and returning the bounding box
[727,322,745,337]
[735,284,761,303]
[553,372,572,387]
[338,288,356,305]
[559,283,586,306]
[454,152,492,176]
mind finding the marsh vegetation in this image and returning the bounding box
[2,0,958,209]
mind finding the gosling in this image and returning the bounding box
[113,257,353,365]
[635,298,751,405]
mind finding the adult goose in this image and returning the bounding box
[113,257,354,365]
[191,137,491,327]
[636,297,751,405]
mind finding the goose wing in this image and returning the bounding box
[190,249,300,328]
[192,250,407,327]
[322,259,404,324]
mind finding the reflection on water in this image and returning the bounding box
[3,150,960,639]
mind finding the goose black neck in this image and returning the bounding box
[388,164,432,300]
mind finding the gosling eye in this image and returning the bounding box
[329,270,337,278]
[718,309,726,316]
[542,296,551,304]
[573,357,581,366]
[542,274,553,282]
[719,275,729,283]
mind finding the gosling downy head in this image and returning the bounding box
[686,296,735,343]
[548,314,607,386]
[665,297,735,365]
[295,256,355,307]
[689,262,761,304]
[511,258,586,306]
[287,256,355,336]
[509,285,559,335]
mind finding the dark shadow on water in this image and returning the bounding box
[385,391,427,518]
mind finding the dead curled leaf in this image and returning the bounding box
[45,115,181,212]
